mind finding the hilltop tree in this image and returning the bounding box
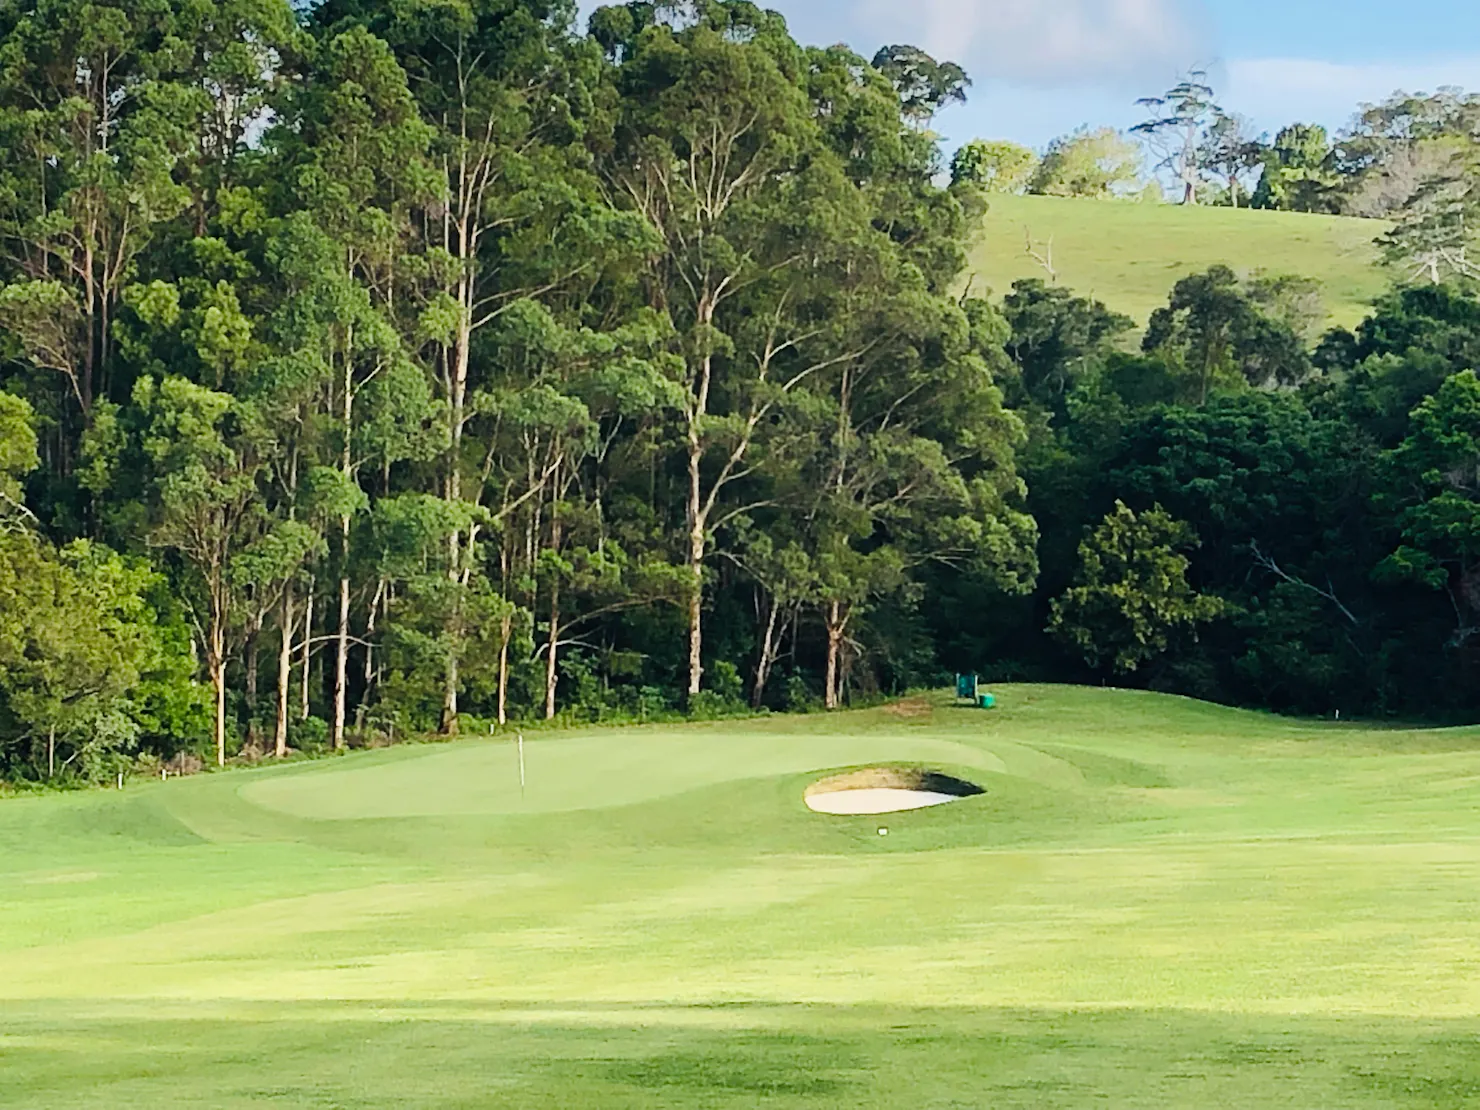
[1029,128,1144,199]
[1253,124,1339,212]
[1133,70,1219,205]
[951,140,1039,193]
[1335,90,1480,218]
[1200,111,1266,208]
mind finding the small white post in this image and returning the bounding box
[518,731,526,800]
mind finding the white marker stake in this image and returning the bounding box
[518,731,526,800]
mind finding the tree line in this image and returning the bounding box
[943,273,1480,721]
[1,0,1479,787]
[0,0,1037,781]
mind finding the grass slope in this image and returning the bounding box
[967,194,1392,331]
[6,686,1480,1107]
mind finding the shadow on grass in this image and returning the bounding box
[5,1001,1480,1108]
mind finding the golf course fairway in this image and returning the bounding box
[6,684,1480,1107]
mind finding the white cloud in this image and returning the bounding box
[1225,56,1480,134]
[857,0,1211,87]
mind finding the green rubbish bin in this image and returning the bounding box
[979,692,996,709]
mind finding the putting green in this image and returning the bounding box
[6,685,1480,1107]
[240,725,1013,819]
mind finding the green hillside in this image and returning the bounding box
[967,194,1392,331]
[7,687,1480,1107]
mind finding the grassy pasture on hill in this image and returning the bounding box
[6,686,1480,1107]
[967,194,1392,331]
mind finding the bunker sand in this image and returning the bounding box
[804,787,961,814]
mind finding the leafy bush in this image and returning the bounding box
[289,716,330,754]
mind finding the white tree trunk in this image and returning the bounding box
[686,442,706,699]
[211,638,227,766]
[752,592,780,709]
[497,611,512,727]
[545,587,560,720]
[824,601,847,711]
[333,562,349,751]
[300,584,313,721]
[275,590,294,758]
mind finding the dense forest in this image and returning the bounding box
[2,0,1480,785]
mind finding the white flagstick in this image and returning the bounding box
[518,731,526,800]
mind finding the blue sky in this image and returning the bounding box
[577,0,1480,151]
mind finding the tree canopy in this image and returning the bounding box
[1029,128,1145,199]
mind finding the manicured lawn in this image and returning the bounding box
[5,685,1480,1107]
[968,194,1391,331]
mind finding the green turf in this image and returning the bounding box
[967,194,1393,331]
[6,685,1480,1107]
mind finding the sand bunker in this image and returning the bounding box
[806,787,962,814]
[804,767,984,816]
